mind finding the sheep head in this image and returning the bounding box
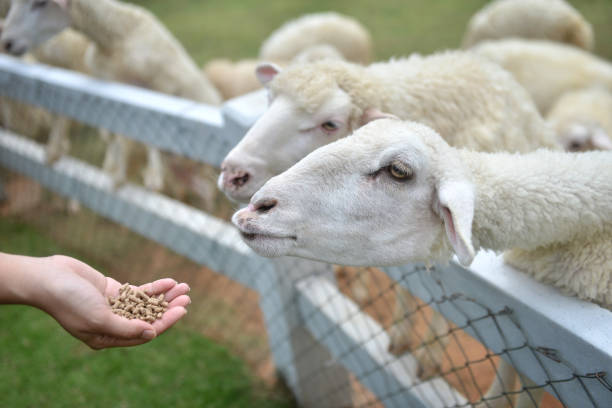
[1,0,70,56]
[219,61,366,203]
[232,119,476,267]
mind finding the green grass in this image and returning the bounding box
[0,306,291,408]
[0,217,294,408]
[126,0,612,65]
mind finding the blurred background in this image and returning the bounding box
[1,1,611,407]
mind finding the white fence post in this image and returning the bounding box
[257,257,354,408]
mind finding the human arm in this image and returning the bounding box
[0,252,190,349]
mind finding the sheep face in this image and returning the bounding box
[1,0,70,55]
[219,64,354,203]
[232,119,476,267]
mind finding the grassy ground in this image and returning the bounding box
[128,0,612,64]
[0,214,293,408]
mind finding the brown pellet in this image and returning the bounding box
[108,283,168,322]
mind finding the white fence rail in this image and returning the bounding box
[1,54,611,408]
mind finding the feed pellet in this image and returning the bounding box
[108,283,169,323]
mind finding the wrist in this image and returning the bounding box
[0,253,54,308]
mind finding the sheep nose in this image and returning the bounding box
[228,170,250,188]
[220,161,252,190]
[252,198,277,214]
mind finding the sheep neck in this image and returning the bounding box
[69,0,142,49]
[459,149,612,252]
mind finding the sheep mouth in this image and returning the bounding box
[238,228,298,257]
[240,231,297,242]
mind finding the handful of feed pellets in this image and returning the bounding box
[107,283,169,323]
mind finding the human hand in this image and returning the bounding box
[33,255,191,349]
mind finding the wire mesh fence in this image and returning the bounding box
[1,55,611,408]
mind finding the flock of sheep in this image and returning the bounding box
[0,0,611,406]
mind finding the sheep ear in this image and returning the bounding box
[359,108,400,127]
[592,128,612,150]
[437,180,476,266]
[256,63,281,85]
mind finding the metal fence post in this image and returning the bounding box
[257,257,354,408]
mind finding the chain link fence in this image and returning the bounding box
[1,55,611,408]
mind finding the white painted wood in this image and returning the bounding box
[258,258,354,408]
[297,276,468,408]
[385,253,612,407]
[0,54,257,167]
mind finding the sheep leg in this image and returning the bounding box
[45,116,71,164]
[142,146,164,191]
[98,127,112,143]
[190,170,217,212]
[103,134,130,188]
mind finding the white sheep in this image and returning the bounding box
[31,28,91,163]
[471,39,612,114]
[1,0,221,190]
[546,86,612,152]
[462,0,594,50]
[204,45,344,101]
[290,44,344,64]
[219,52,558,203]
[233,118,611,406]
[259,12,372,65]
[0,21,86,161]
[218,51,560,381]
[203,59,264,101]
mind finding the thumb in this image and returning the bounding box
[102,313,157,340]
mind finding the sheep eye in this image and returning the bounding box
[32,0,48,9]
[388,161,413,181]
[321,121,339,132]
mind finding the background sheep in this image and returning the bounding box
[203,59,264,101]
[471,38,612,114]
[1,0,222,191]
[0,18,92,163]
[259,12,372,64]
[204,45,344,101]
[546,86,612,151]
[462,0,594,50]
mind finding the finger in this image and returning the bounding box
[88,335,151,350]
[168,294,191,309]
[139,278,177,295]
[151,306,187,335]
[162,283,190,302]
[99,312,156,340]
